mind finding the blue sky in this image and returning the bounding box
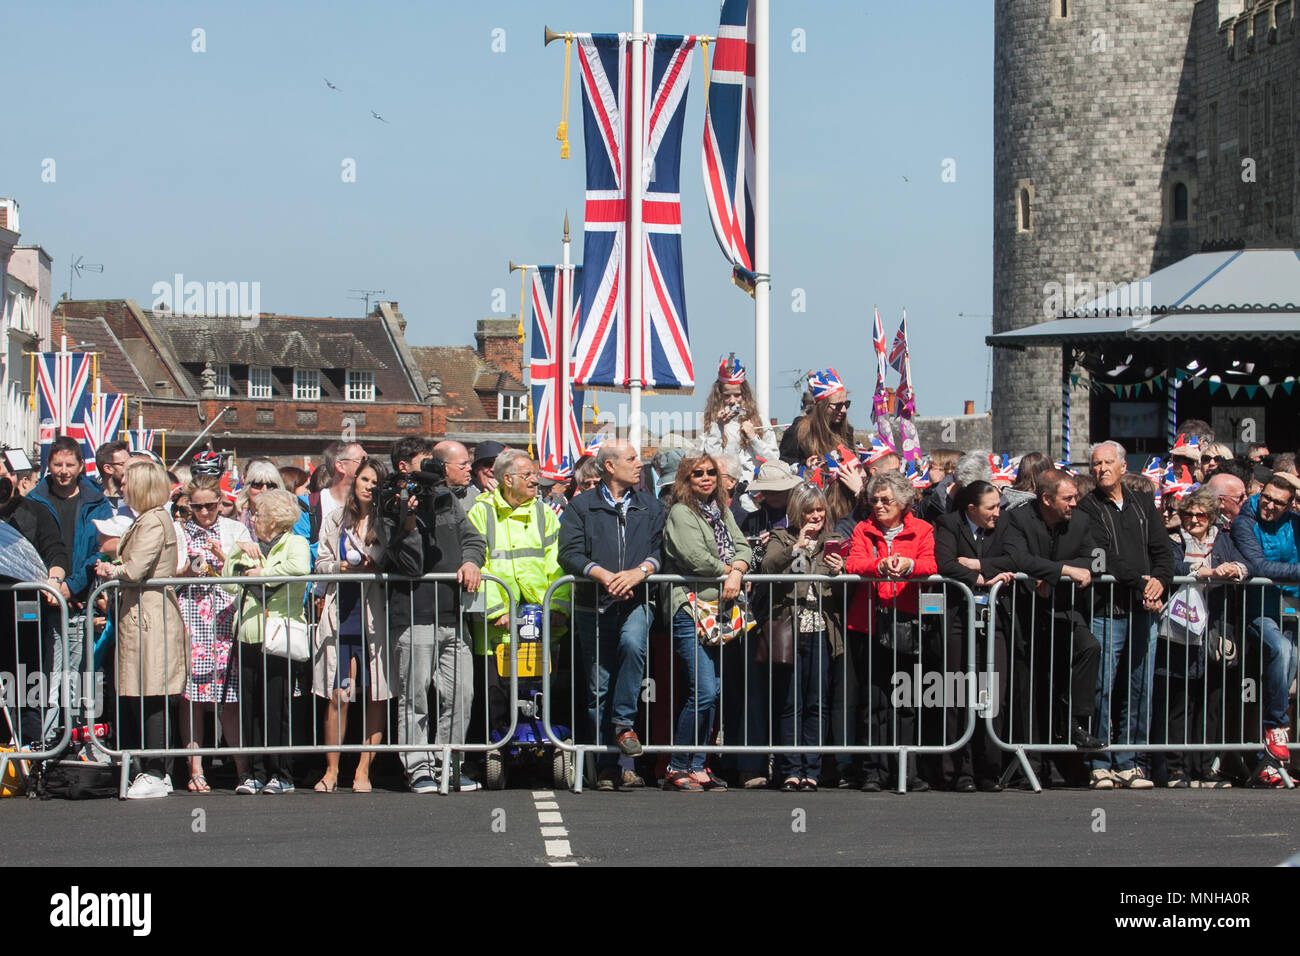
[3,0,992,428]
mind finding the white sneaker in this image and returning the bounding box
[125,772,171,800]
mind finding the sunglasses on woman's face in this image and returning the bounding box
[691,468,718,478]
[827,400,851,412]
[190,501,220,512]
[174,506,192,519]
[1182,511,1209,521]
[248,481,274,489]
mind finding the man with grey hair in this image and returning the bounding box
[1077,439,1174,789]
[559,440,664,790]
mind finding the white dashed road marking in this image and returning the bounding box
[532,790,576,866]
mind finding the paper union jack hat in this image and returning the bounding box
[856,435,895,466]
[219,471,240,502]
[905,459,931,490]
[1170,433,1201,460]
[1054,459,1079,477]
[1142,456,1165,482]
[989,453,1017,485]
[1163,463,1196,500]
[717,353,746,385]
[539,458,573,483]
[583,431,608,456]
[807,367,846,402]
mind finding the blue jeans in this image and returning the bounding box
[773,631,831,781]
[574,603,650,771]
[669,609,721,772]
[1088,610,1157,772]
[1249,616,1298,730]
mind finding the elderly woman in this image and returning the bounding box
[312,456,391,793]
[759,483,846,791]
[235,457,286,535]
[845,470,938,792]
[662,453,752,791]
[565,455,602,501]
[224,488,310,795]
[94,460,188,799]
[1153,489,1248,788]
[175,475,255,792]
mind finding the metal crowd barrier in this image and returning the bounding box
[986,573,1299,792]
[540,573,981,794]
[83,572,517,797]
[0,581,74,786]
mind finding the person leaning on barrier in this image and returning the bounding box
[222,489,311,795]
[1001,469,1105,764]
[934,479,1018,792]
[380,441,485,794]
[1076,440,1174,790]
[312,456,392,794]
[844,470,938,793]
[465,449,570,740]
[1154,488,1247,788]
[94,459,187,800]
[558,440,665,792]
[1229,472,1300,787]
[759,482,845,792]
[661,452,752,791]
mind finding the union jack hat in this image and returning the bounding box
[219,471,240,502]
[807,367,846,402]
[990,453,1017,485]
[1170,433,1201,460]
[856,434,895,466]
[1163,463,1196,500]
[905,459,931,490]
[583,431,608,456]
[1141,456,1165,482]
[717,353,746,385]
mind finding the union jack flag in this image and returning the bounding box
[81,393,126,478]
[574,33,696,392]
[870,307,895,451]
[530,265,586,481]
[36,351,93,473]
[990,454,1018,484]
[888,315,909,375]
[128,428,155,454]
[701,0,756,292]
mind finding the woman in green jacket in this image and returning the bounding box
[662,453,752,791]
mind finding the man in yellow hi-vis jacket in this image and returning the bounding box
[465,448,571,736]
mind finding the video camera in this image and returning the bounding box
[378,457,450,523]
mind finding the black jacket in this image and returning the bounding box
[1077,488,1175,613]
[934,511,1015,590]
[1,495,69,575]
[559,485,664,611]
[1003,502,1101,612]
[380,490,487,628]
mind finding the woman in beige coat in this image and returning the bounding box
[311,457,391,793]
[95,459,187,799]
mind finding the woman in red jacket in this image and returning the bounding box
[845,470,937,792]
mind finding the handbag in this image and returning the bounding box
[687,591,756,647]
[263,615,310,662]
[754,614,795,666]
[875,607,920,656]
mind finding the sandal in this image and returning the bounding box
[352,778,372,794]
[313,777,338,793]
[781,777,801,792]
[799,778,818,792]
[187,774,211,793]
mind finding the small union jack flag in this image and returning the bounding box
[128,428,155,454]
[888,315,909,376]
[81,393,126,478]
[574,33,697,392]
[530,265,585,481]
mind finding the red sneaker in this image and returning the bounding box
[615,729,643,756]
[1265,726,1291,762]
[1256,765,1285,788]
[663,769,702,792]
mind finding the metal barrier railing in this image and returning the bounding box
[986,573,1299,792]
[83,572,517,796]
[540,573,981,794]
[0,581,73,786]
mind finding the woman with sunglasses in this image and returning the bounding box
[235,457,285,536]
[1153,489,1248,787]
[779,368,858,523]
[174,475,256,792]
[662,453,753,790]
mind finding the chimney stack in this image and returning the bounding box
[964,400,975,415]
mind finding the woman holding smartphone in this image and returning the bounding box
[700,356,779,482]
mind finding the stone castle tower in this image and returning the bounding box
[992,0,1201,455]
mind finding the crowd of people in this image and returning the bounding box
[2,357,1299,798]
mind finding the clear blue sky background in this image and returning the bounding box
[3,0,992,429]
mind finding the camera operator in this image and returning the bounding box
[381,440,487,793]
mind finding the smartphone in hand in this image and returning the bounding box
[822,539,848,561]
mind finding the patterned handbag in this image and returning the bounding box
[687,591,757,647]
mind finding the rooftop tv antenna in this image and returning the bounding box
[69,255,103,300]
[347,289,386,316]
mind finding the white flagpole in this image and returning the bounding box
[58,334,68,435]
[753,0,771,425]
[93,376,101,449]
[628,0,645,450]
[561,213,574,471]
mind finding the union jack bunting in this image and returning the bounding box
[530,265,585,481]
[35,351,93,473]
[701,0,756,291]
[574,33,696,392]
[81,393,126,478]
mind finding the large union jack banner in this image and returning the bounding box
[574,33,696,392]
[530,265,585,480]
[36,351,92,474]
[702,0,756,291]
[81,393,126,478]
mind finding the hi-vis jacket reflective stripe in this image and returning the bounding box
[466,487,571,655]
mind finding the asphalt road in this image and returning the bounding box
[7,785,1300,868]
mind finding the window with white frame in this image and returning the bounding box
[214,364,230,398]
[294,368,320,401]
[248,366,272,399]
[499,392,526,421]
[346,369,375,402]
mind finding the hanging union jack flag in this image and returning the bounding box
[530,265,586,480]
[574,33,696,393]
[36,351,92,473]
[702,0,756,292]
[81,393,126,478]
[128,428,156,454]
